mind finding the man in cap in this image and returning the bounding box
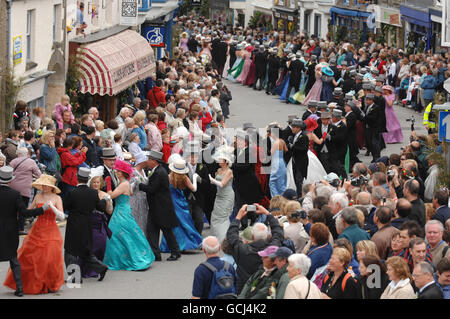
[0,166,47,296]
[362,93,384,162]
[184,140,213,233]
[287,119,309,197]
[285,51,305,104]
[64,167,109,282]
[266,48,281,95]
[253,45,268,91]
[139,151,181,261]
[329,109,348,178]
[302,100,318,121]
[270,246,293,299]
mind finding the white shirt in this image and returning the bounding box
[293,131,302,144]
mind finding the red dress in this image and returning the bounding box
[3,204,64,294]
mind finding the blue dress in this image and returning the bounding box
[160,185,203,252]
[103,194,155,270]
[269,149,287,197]
[320,75,334,103]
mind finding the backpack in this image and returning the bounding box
[202,261,237,299]
[323,272,354,292]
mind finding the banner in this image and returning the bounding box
[120,0,138,26]
[13,35,22,66]
[144,26,166,47]
[442,0,450,47]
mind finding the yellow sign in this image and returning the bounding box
[13,35,22,65]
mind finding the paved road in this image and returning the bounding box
[0,79,425,299]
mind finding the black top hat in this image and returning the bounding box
[0,166,15,183]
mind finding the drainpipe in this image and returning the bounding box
[6,0,12,64]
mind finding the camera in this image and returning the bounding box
[246,205,256,212]
[351,175,368,187]
[387,169,396,182]
[293,210,307,219]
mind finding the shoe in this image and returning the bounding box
[155,256,162,262]
[14,289,24,297]
[167,254,181,261]
[98,268,108,281]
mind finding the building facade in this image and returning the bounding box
[298,0,334,40]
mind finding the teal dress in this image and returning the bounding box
[104,194,155,270]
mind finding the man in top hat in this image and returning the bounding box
[340,60,349,80]
[0,166,47,297]
[285,52,305,104]
[362,93,385,163]
[329,109,348,178]
[330,87,345,110]
[316,101,328,122]
[344,100,360,168]
[313,112,335,173]
[329,57,340,82]
[302,100,318,121]
[233,130,264,229]
[342,69,357,94]
[266,48,281,95]
[101,148,118,193]
[64,167,109,282]
[184,140,213,233]
[286,119,309,197]
[253,45,268,91]
[305,54,318,96]
[281,115,297,145]
[139,151,181,261]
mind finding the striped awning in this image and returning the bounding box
[78,30,156,96]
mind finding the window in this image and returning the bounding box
[304,12,309,34]
[53,4,62,43]
[314,14,321,38]
[26,10,35,61]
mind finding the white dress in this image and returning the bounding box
[286,150,327,191]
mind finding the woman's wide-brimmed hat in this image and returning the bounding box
[169,158,190,175]
[113,160,134,179]
[322,66,334,77]
[382,85,394,93]
[32,174,61,194]
[304,117,319,132]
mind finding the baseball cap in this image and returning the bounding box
[269,247,293,259]
[258,246,279,258]
[282,188,298,200]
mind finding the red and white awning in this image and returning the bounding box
[78,30,156,96]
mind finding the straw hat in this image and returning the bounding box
[169,158,190,175]
[32,174,61,194]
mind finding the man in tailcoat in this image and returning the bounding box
[344,100,360,168]
[286,119,309,197]
[363,94,385,163]
[253,45,268,90]
[0,166,46,297]
[100,148,118,193]
[313,112,336,173]
[285,52,305,104]
[139,150,181,261]
[266,48,280,95]
[304,55,317,96]
[232,131,264,229]
[329,109,348,179]
[64,167,109,282]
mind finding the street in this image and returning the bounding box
[0,79,426,299]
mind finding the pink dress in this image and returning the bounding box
[236,51,252,84]
[302,72,323,106]
[179,38,189,53]
[382,94,403,143]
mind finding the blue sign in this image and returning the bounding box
[439,111,450,142]
[144,26,165,47]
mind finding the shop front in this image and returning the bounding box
[374,6,404,49]
[330,6,371,44]
[273,0,299,35]
[400,4,432,53]
[72,29,156,121]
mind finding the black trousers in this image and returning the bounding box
[19,196,30,231]
[147,221,180,257]
[366,130,382,162]
[9,257,23,290]
[64,252,107,275]
[253,73,265,90]
[292,161,305,197]
[267,76,278,94]
[188,200,204,234]
[286,81,300,101]
[318,152,331,174]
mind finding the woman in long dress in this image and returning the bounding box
[302,65,323,106]
[179,32,189,53]
[4,175,65,294]
[129,156,149,234]
[227,45,245,82]
[83,174,113,278]
[381,85,403,144]
[160,158,202,252]
[267,124,288,197]
[208,150,234,243]
[103,160,154,271]
[320,66,339,103]
[236,46,253,84]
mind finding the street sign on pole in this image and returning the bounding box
[439,111,450,142]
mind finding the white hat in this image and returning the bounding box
[169,158,189,175]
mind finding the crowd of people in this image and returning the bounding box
[0,14,449,299]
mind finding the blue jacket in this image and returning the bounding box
[39,144,58,174]
[421,75,437,100]
[132,126,147,151]
[432,206,450,226]
[306,242,333,279]
[338,224,371,254]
